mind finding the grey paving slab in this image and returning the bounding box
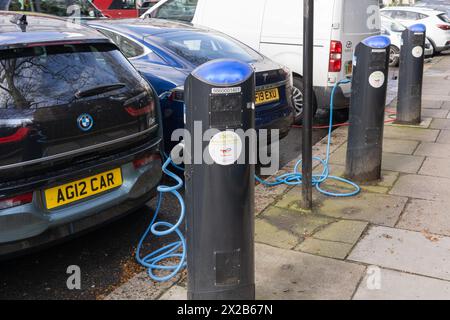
[397,199,450,236]
[382,153,425,174]
[329,149,424,172]
[159,244,366,300]
[383,139,420,155]
[256,243,365,300]
[422,95,450,102]
[422,100,444,109]
[419,157,450,179]
[431,118,450,130]
[255,182,290,216]
[415,142,450,159]
[437,130,450,144]
[422,108,449,119]
[275,186,407,227]
[353,268,450,300]
[390,174,450,201]
[317,192,408,227]
[105,272,183,300]
[295,238,354,259]
[384,126,439,142]
[422,88,450,96]
[349,226,450,281]
[159,285,187,300]
[327,140,419,158]
[313,220,368,244]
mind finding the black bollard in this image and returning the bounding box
[184,59,255,300]
[397,24,427,125]
[345,36,391,182]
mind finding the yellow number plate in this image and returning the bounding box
[44,168,123,210]
[255,88,280,106]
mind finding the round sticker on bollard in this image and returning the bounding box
[209,131,243,166]
[412,46,424,58]
[368,71,385,89]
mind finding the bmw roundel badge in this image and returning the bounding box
[77,114,94,132]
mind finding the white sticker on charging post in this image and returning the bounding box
[412,46,423,58]
[368,71,385,89]
[209,131,242,166]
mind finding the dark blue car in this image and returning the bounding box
[88,19,294,152]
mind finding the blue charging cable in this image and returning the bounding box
[164,152,185,172]
[135,156,187,282]
[255,79,360,197]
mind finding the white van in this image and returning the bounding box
[142,0,381,121]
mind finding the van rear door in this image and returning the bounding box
[197,0,266,51]
[334,0,380,81]
[259,0,335,87]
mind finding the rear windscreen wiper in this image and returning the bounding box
[75,83,126,99]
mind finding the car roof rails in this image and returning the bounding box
[10,14,28,32]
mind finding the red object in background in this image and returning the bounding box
[92,0,139,18]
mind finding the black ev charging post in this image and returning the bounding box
[397,24,427,125]
[184,59,256,300]
[345,36,391,182]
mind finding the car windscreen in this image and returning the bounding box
[438,13,450,23]
[151,0,198,22]
[147,31,262,67]
[382,17,406,33]
[5,0,103,18]
[0,43,144,110]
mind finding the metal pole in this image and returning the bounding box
[302,0,314,209]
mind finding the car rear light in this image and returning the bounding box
[0,193,33,210]
[133,153,161,169]
[329,40,342,73]
[0,127,30,144]
[437,24,450,31]
[125,101,155,117]
[169,87,184,103]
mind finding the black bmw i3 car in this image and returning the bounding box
[0,12,163,257]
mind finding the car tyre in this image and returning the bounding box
[292,76,317,124]
[389,45,400,67]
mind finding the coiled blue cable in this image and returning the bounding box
[135,156,187,282]
[256,79,361,197]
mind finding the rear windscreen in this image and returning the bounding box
[148,31,261,67]
[0,43,144,110]
[152,0,198,22]
[343,0,380,34]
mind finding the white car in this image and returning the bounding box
[381,6,450,53]
[381,15,434,66]
[142,0,381,122]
